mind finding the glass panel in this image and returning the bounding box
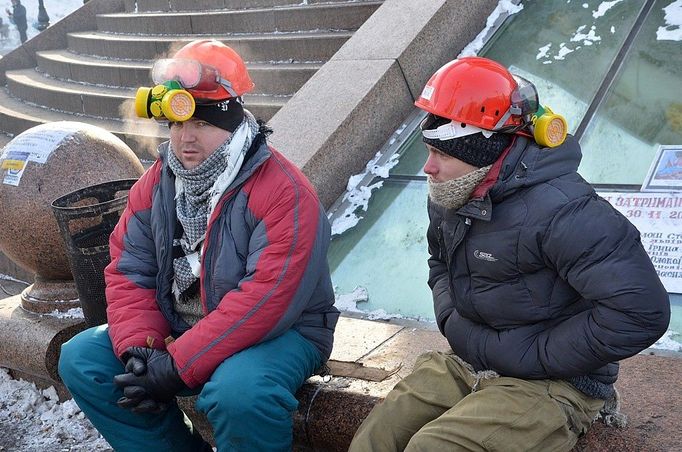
[482,0,646,132]
[579,0,682,185]
[388,127,427,177]
[329,180,434,320]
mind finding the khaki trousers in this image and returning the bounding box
[349,351,604,452]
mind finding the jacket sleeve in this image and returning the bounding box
[105,162,170,359]
[445,195,670,378]
[167,163,328,387]
[426,208,456,333]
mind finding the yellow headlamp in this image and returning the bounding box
[134,80,196,122]
[531,105,567,148]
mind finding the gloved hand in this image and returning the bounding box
[114,347,187,404]
[117,385,169,414]
[114,354,169,413]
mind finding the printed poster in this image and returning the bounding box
[0,150,29,186]
[598,191,682,293]
[0,123,80,186]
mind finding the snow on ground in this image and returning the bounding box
[0,0,84,56]
[0,367,111,451]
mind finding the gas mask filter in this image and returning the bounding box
[134,80,196,122]
[531,105,567,148]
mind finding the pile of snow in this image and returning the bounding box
[0,367,111,451]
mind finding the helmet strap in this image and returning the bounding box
[217,76,239,98]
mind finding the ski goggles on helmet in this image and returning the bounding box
[151,58,239,100]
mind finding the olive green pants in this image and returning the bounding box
[349,351,604,452]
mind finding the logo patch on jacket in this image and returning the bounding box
[473,249,498,262]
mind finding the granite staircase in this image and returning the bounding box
[0,0,383,161]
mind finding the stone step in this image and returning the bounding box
[0,89,165,162]
[5,69,288,122]
[36,50,322,95]
[129,0,378,13]
[98,2,382,35]
[66,30,353,62]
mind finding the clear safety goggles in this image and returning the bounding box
[421,119,495,140]
[151,58,238,99]
[492,75,539,130]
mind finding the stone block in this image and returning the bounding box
[190,10,273,34]
[123,0,137,13]
[249,63,321,96]
[329,317,403,362]
[97,13,194,35]
[35,53,74,81]
[6,72,85,114]
[170,0,226,11]
[268,58,413,208]
[273,3,381,33]
[0,296,86,382]
[228,32,352,63]
[137,0,172,12]
[333,0,498,98]
[221,0,300,9]
[0,251,34,283]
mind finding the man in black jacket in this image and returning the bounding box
[349,57,670,452]
[6,0,27,43]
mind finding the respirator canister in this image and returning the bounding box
[532,105,567,148]
[135,80,196,122]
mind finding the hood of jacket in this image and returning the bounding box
[488,134,583,202]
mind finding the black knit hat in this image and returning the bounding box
[422,114,512,168]
[192,98,244,133]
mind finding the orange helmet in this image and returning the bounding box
[415,57,538,132]
[152,40,255,102]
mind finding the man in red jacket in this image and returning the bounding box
[59,40,338,451]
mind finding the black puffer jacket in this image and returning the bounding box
[427,135,670,397]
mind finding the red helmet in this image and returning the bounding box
[153,40,255,102]
[415,57,538,131]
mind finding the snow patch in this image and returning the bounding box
[657,0,682,41]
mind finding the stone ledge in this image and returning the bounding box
[0,299,679,451]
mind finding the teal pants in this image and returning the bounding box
[59,325,321,452]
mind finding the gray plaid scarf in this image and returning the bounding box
[167,112,259,306]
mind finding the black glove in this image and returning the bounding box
[114,353,169,413]
[117,385,169,414]
[114,347,187,404]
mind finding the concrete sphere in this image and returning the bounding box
[0,121,145,280]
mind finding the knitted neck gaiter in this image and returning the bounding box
[428,165,492,210]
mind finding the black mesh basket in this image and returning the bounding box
[52,179,137,327]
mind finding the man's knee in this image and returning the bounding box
[58,327,109,383]
[59,332,88,382]
[199,373,298,421]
